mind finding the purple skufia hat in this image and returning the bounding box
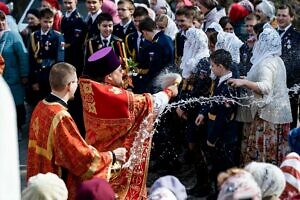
[85,47,121,78]
[76,178,115,200]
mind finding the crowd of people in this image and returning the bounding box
[1,0,300,199]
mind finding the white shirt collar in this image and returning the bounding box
[100,34,111,43]
[65,9,76,18]
[279,23,292,37]
[218,72,232,86]
[89,9,102,23]
[40,30,49,35]
[50,92,68,105]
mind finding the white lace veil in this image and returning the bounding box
[208,22,244,63]
[250,23,281,67]
[164,15,178,40]
[180,27,210,79]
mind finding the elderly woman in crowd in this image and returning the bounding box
[155,14,178,40]
[255,0,277,27]
[245,162,286,199]
[229,23,292,165]
[217,168,262,200]
[0,11,29,140]
[20,9,40,48]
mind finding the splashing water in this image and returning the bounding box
[123,83,300,170]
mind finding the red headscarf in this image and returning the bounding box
[0,2,9,15]
[43,0,60,10]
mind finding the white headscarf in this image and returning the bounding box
[245,162,286,198]
[208,22,244,64]
[150,0,174,19]
[250,23,281,68]
[22,173,68,200]
[256,0,275,19]
[162,14,178,40]
[180,27,210,78]
[218,170,262,200]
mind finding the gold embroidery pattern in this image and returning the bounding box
[81,82,97,114]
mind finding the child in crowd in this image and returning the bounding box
[195,49,239,193]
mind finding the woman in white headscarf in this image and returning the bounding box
[228,23,292,165]
[155,14,178,40]
[150,0,175,19]
[207,22,243,78]
[255,0,277,28]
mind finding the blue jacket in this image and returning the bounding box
[2,31,29,105]
[29,29,64,84]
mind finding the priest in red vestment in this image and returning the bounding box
[27,62,127,200]
[80,47,179,199]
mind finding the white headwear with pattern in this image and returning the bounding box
[245,162,286,198]
[256,0,275,19]
[180,27,210,79]
[208,22,243,63]
[215,32,243,64]
[250,23,281,68]
[22,173,68,200]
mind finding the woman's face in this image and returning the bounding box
[27,13,40,27]
[223,22,234,33]
[0,19,6,31]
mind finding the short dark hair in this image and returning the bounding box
[0,10,5,21]
[278,4,294,17]
[208,31,218,46]
[253,22,265,37]
[49,62,76,91]
[219,16,232,29]
[139,17,156,32]
[175,6,195,19]
[117,0,135,10]
[210,49,232,70]
[133,6,148,18]
[40,8,54,19]
[97,13,113,25]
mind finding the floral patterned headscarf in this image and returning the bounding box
[218,169,262,200]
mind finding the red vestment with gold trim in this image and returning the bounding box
[27,99,112,200]
[79,78,154,200]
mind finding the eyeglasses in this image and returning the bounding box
[68,80,78,85]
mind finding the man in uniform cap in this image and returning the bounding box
[80,47,179,199]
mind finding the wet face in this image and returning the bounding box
[107,66,124,87]
[86,0,102,14]
[223,22,234,33]
[176,14,193,31]
[255,6,268,23]
[133,15,146,31]
[245,19,257,35]
[156,19,167,31]
[210,61,222,77]
[63,0,77,13]
[41,0,56,11]
[117,2,134,21]
[98,20,113,38]
[0,18,6,31]
[40,17,54,32]
[27,13,40,27]
[277,8,293,29]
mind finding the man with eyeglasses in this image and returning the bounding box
[27,62,127,200]
[113,0,136,40]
